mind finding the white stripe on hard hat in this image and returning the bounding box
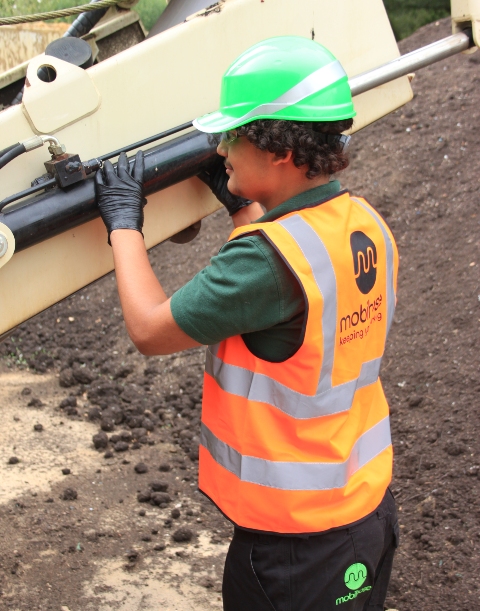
[193,60,347,132]
[242,60,347,122]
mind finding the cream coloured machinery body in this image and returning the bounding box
[0,0,478,338]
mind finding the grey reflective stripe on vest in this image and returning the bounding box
[351,198,396,335]
[230,60,346,126]
[200,416,391,491]
[206,348,381,420]
[278,215,337,395]
[205,204,395,419]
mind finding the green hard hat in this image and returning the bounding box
[193,36,355,133]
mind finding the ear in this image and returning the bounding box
[272,150,293,166]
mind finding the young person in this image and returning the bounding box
[96,36,399,611]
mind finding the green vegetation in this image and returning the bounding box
[135,0,167,31]
[0,0,450,38]
[0,0,80,23]
[0,0,167,29]
[383,0,450,40]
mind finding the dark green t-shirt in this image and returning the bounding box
[170,181,341,361]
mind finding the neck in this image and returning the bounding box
[261,174,330,211]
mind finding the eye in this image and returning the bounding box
[224,130,238,144]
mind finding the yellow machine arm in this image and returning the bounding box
[0,0,478,338]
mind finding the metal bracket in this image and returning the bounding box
[22,54,101,134]
[0,223,15,270]
[451,0,480,51]
[82,7,146,62]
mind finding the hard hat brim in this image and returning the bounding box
[193,106,356,134]
[193,111,242,134]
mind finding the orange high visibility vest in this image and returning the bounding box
[199,192,398,534]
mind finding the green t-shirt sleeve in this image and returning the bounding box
[170,234,302,345]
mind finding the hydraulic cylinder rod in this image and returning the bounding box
[349,31,472,96]
[0,130,217,252]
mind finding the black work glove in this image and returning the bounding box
[95,150,146,245]
[198,155,252,216]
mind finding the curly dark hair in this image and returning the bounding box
[236,118,354,179]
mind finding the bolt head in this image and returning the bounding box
[0,233,8,258]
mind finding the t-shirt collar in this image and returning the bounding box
[254,180,342,223]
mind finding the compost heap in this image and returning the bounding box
[0,18,478,611]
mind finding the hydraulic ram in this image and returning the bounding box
[0,130,218,252]
[349,31,472,96]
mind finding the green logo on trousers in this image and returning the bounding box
[344,563,367,590]
[336,564,371,605]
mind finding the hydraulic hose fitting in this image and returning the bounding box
[83,158,102,175]
[20,135,65,155]
[48,142,67,157]
[21,136,44,152]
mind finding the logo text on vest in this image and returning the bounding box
[339,294,383,346]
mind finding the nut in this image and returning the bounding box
[48,143,66,156]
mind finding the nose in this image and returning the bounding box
[217,140,227,157]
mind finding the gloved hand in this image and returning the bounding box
[198,155,252,216]
[95,150,146,244]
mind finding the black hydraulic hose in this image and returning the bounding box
[0,143,27,171]
[11,0,107,105]
[0,143,19,158]
[0,178,57,213]
[99,121,194,162]
[0,121,194,212]
[0,130,218,252]
[63,0,108,37]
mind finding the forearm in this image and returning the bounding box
[111,229,167,317]
[231,202,264,228]
[110,229,200,355]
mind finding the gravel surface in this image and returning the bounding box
[0,18,478,611]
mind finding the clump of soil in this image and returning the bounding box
[61,487,78,501]
[172,527,194,543]
[0,18,478,611]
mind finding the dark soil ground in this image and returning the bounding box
[0,18,479,611]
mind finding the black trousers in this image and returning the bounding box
[223,489,399,611]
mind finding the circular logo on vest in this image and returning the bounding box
[350,231,377,294]
[344,563,368,590]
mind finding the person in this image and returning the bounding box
[96,36,399,611]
